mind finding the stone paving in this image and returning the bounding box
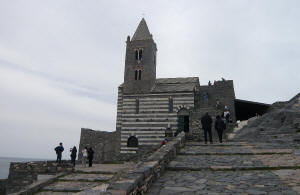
[35,162,135,195]
[147,141,300,195]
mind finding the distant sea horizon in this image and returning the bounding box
[0,156,48,179]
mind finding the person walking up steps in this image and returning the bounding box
[215,115,226,143]
[82,147,88,167]
[54,143,64,164]
[201,112,213,144]
[88,147,94,167]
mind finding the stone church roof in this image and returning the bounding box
[151,77,199,93]
[119,77,199,93]
[132,18,152,41]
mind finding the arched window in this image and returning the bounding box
[134,70,142,80]
[168,97,173,113]
[127,136,138,147]
[135,70,138,80]
[135,98,139,114]
[138,70,142,80]
[135,49,143,60]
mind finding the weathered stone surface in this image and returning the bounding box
[43,181,102,192]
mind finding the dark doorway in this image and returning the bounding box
[178,115,189,133]
[127,136,138,147]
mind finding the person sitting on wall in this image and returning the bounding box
[221,77,226,81]
[161,137,168,146]
[201,112,213,144]
[216,100,221,110]
[208,81,212,86]
[55,142,64,164]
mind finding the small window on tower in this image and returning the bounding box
[135,70,138,80]
[135,50,139,60]
[139,49,143,60]
[135,49,143,61]
[168,97,173,113]
[136,98,139,114]
[138,70,142,80]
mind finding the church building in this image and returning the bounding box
[79,18,270,162]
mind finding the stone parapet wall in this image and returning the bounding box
[0,179,7,194]
[6,161,72,194]
[104,132,186,195]
[78,128,120,163]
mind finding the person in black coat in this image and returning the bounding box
[70,146,77,167]
[201,112,213,144]
[88,147,94,167]
[55,143,64,164]
[215,115,226,143]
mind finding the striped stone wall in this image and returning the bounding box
[116,86,123,131]
[119,92,194,154]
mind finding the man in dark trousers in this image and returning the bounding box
[70,146,77,167]
[88,147,94,167]
[55,143,64,164]
[215,115,226,143]
[201,112,213,144]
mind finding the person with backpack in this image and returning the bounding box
[201,112,213,144]
[54,143,64,164]
[215,115,226,143]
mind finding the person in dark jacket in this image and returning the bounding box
[70,146,77,167]
[88,147,94,167]
[215,115,226,143]
[201,112,213,144]
[55,143,64,164]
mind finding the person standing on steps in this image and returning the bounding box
[82,147,88,167]
[215,115,226,143]
[88,147,94,167]
[70,146,77,167]
[201,112,213,144]
[55,142,64,164]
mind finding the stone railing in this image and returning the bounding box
[6,160,73,194]
[104,132,186,195]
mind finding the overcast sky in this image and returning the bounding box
[1,0,300,159]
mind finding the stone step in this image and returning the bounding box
[58,173,114,182]
[42,181,105,192]
[167,154,300,171]
[185,142,247,146]
[179,146,293,155]
[146,169,300,195]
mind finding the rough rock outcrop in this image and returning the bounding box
[235,93,300,146]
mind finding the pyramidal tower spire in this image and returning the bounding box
[132,18,152,41]
[123,18,157,94]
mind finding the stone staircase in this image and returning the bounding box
[147,141,300,194]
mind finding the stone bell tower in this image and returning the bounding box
[123,18,157,94]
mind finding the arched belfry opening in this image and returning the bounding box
[177,108,190,133]
[127,136,138,147]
